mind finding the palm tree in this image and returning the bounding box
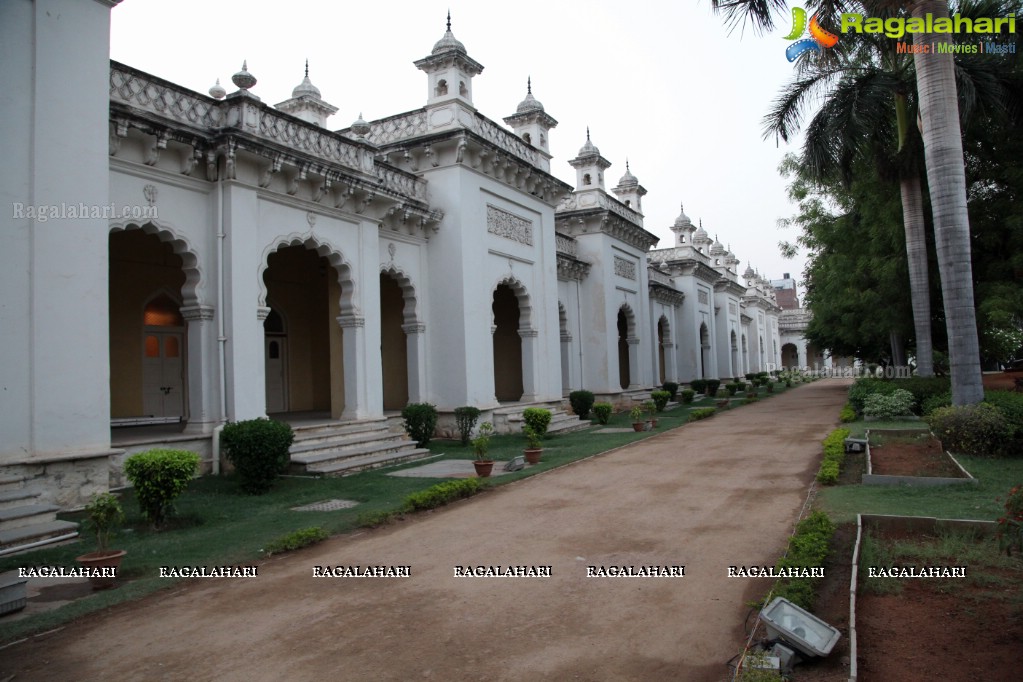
[711,0,989,403]
[764,17,935,375]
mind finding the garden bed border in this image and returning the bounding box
[863,428,976,487]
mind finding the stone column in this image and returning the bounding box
[560,332,573,395]
[797,342,808,371]
[180,304,216,433]
[519,328,539,402]
[339,314,368,420]
[402,322,427,404]
[662,341,677,383]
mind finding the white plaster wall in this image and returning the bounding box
[1,0,116,460]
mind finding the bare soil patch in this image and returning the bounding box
[870,434,965,478]
[798,525,1023,681]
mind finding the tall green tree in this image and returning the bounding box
[711,0,993,403]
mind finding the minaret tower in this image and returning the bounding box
[413,12,484,109]
[503,77,558,172]
[275,61,338,128]
[611,160,647,216]
[567,128,612,191]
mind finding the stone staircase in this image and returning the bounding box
[492,403,592,436]
[288,419,433,476]
[0,476,79,557]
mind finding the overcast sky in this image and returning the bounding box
[110,0,809,287]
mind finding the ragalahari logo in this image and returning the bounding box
[784,7,840,61]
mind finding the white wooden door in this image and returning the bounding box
[142,331,184,418]
[265,336,287,413]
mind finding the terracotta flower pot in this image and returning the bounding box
[473,460,494,478]
[75,549,127,590]
[632,422,646,432]
[524,448,542,465]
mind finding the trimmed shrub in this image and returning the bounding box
[725,382,739,396]
[862,389,915,420]
[848,378,903,414]
[921,392,952,416]
[221,419,294,494]
[569,390,596,420]
[928,403,1013,458]
[745,373,756,381]
[897,376,952,413]
[403,478,483,512]
[123,448,200,528]
[680,389,696,404]
[690,379,707,394]
[651,390,671,412]
[771,511,835,610]
[263,527,328,556]
[454,406,481,446]
[690,407,716,421]
[816,428,850,485]
[705,379,721,396]
[985,390,1023,450]
[839,403,857,423]
[401,403,439,447]
[522,407,552,439]
[593,402,613,425]
[662,382,679,401]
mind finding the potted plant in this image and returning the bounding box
[630,406,647,432]
[471,422,495,477]
[523,425,543,464]
[75,492,127,590]
[643,400,658,428]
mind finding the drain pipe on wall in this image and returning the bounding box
[213,163,228,475]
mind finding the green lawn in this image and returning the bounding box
[817,418,1023,524]
[0,380,802,643]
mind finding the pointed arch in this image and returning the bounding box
[491,275,533,330]
[380,264,420,327]
[109,220,204,306]
[258,232,357,317]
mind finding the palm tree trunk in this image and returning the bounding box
[899,174,934,376]
[912,0,984,404]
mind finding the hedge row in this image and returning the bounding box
[816,428,850,485]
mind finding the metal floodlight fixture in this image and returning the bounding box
[760,597,841,658]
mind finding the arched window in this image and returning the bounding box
[523,132,532,145]
[435,79,448,96]
[583,173,591,186]
[143,294,183,327]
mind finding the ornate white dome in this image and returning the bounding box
[292,61,321,98]
[578,128,600,156]
[516,77,544,113]
[432,12,467,54]
[618,160,638,187]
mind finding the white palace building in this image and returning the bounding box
[1,1,827,539]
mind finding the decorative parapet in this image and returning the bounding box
[647,267,673,287]
[558,190,643,227]
[109,62,426,202]
[555,233,578,257]
[363,110,428,146]
[647,246,688,264]
[362,108,540,168]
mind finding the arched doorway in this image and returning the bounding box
[380,272,409,410]
[263,245,335,415]
[699,323,710,379]
[730,330,740,379]
[657,316,669,385]
[493,283,523,402]
[782,342,799,369]
[618,308,631,390]
[109,229,188,423]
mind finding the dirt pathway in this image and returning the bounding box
[1,380,849,681]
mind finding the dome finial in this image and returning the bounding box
[305,59,309,78]
[626,158,630,171]
[527,76,532,95]
[586,126,591,141]
[447,9,452,31]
